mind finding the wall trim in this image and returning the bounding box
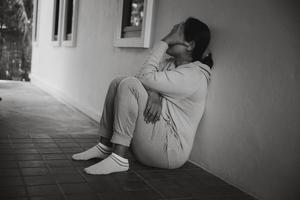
[31,74,101,123]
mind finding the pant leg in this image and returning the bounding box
[99,76,127,139]
[110,77,171,169]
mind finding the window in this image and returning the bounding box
[51,0,63,46]
[32,0,40,45]
[62,0,79,47]
[121,0,144,38]
[114,0,156,48]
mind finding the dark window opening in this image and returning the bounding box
[121,0,144,38]
[34,0,39,41]
[53,0,60,41]
[64,0,74,40]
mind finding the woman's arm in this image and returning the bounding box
[143,89,162,124]
[136,40,201,98]
[135,41,169,78]
[138,66,203,98]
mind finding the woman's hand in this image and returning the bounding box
[144,90,162,124]
[162,22,189,47]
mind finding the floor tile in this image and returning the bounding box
[12,143,35,148]
[14,148,39,154]
[53,139,75,143]
[0,186,27,198]
[24,176,56,186]
[32,139,54,143]
[35,143,59,148]
[30,196,64,200]
[0,154,16,160]
[30,134,52,139]
[19,160,46,168]
[46,160,73,168]
[57,143,80,148]
[0,160,18,168]
[38,148,62,154]
[60,147,83,153]
[54,174,85,184]
[0,148,14,154]
[42,154,66,160]
[49,167,78,175]
[65,194,99,200]
[21,168,50,176]
[15,154,43,161]
[0,176,24,187]
[11,138,33,143]
[27,184,62,196]
[9,134,30,139]
[97,190,162,200]
[0,168,21,177]
[59,183,93,194]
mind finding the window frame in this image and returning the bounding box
[32,0,40,46]
[61,0,79,47]
[51,0,64,47]
[114,0,156,48]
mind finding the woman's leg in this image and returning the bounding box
[84,77,170,175]
[72,76,126,160]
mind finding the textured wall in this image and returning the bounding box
[31,0,300,199]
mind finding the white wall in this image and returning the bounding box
[31,0,300,199]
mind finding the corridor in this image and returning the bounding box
[0,81,256,200]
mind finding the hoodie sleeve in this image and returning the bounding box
[135,41,203,98]
[135,41,169,77]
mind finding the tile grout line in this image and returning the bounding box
[131,169,167,199]
[52,134,101,199]
[32,133,68,200]
[8,133,30,199]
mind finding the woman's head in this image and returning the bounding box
[166,17,213,68]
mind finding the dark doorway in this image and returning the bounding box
[0,0,33,82]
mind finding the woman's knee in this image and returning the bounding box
[109,76,127,89]
[118,77,145,93]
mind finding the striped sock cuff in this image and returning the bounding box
[96,144,112,155]
[110,153,129,168]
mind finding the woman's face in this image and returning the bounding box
[166,22,188,57]
[166,43,187,57]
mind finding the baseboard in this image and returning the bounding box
[31,74,101,123]
[188,159,259,200]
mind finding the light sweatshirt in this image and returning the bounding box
[135,41,212,161]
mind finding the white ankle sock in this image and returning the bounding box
[72,142,112,160]
[84,153,129,175]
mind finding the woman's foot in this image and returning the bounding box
[72,142,112,160]
[84,153,129,175]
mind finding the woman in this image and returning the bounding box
[72,17,213,175]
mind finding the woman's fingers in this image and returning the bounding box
[148,106,157,123]
[144,99,162,124]
[154,106,162,123]
[144,102,152,123]
[145,105,157,124]
[145,104,154,123]
[155,106,162,122]
[149,106,157,123]
[144,99,151,117]
[150,105,162,124]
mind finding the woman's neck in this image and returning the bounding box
[174,56,193,67]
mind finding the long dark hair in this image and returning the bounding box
[184,17,213,68]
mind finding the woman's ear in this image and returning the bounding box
[186,41,195,52]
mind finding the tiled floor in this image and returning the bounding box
[0,81,257,200]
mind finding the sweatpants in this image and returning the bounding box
[98,76,187,169]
